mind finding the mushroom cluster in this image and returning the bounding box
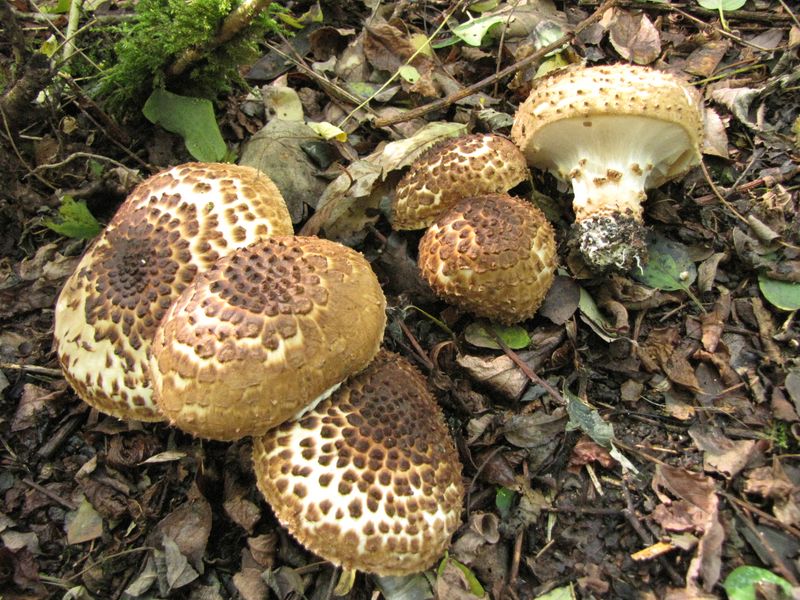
[390,134,558,324]
[511,64,704,271]
[54,162,463,576]
[54,162,294,422]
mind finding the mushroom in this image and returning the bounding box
[417,194,557,324]
[511,64,704,272]
[392,133,530,230]
[54,163,293,422]
[252,350,463,576]
[149,236,387,441]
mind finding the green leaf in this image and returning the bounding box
[697,0,746,10]
[578,287,617,341]
[634,233,697,292]
[723,566,793,600]
[398,65,421,83]
[534,585,576,600]
[450,14,505,46]
[44,196,102,239]
[565,390,613,447]
[758,274,800,311]
[495,487,515,518]
[437,556,485,597]
[142,89,227,162]
[464,322,530,349]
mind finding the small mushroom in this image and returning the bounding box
[391,134,530,230]
[511,64,703,272]
[149,236,387,441]
[418,194,557,324]
[54,163,293,422]
[252,350,463,576]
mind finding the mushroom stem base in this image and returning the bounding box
[572,213,648,273]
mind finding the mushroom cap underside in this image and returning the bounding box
[150,235,387,441]
[54,162,293,421]
[252,350,464,576]
[511,64,703,188]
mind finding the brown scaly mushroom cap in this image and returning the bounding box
[391,133,530,230]
[511,64,704,272]
[149,236,387,441]
[54,163,293,422]
[418,194,557,325]
[252,350,463,576]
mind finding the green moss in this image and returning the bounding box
[96,0,287,116]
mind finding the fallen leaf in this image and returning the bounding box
[239,119,329,222]
[684,39,730,77]
[702,108,729,158]
[539,276,580,325]
[688,426,756,479]
[65,497,103,545]
[608,10,661,65]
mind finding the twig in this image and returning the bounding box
[622,477,684,586]
[373,0,616,128]
[59,73,132,146]
[693,164,800,206]
[30,151,132,174]
[62,0,82,63]
[0,362,63,376]
[699,159,748,225]
[776,0,800,28]
[169,0,273,76]
[38,413,85,459]
[507,529,524,597]
[728,498,799,585]
[397,320,435,372]
[723,493,800,539]
[488,328,565,407]
[22,478,78,511]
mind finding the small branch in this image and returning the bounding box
[62,0,83,64]
[0,362,63,377]
[168,0,272,77]
[373,0,616,128]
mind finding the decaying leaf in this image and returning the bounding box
[608,10,661,65]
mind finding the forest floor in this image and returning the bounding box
[0,0,799,599]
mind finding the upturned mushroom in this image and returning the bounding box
[417,194,557,324]
[391,133,530,230]
[511,64,704,272]
[252,350,463,576]
[54,163,293,422]
[149,236,387,441]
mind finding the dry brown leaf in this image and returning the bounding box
[744,461,800,527]
[684,39,730,77]
[652,465,724,592]
[608,10,661,65]
[688,426,756,479]
[701,292,730,352]
[702,108,730,159]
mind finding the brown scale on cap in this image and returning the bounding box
[252,351,463,576]
[150,236,386,441]
[391,134,530,230]
[418,194,557,324]
[511,64,704,272]
[54,163,293,422]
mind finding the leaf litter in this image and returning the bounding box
[1,0,799,599]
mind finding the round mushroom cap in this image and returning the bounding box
[149,236,387,441]
[511,64,704,197]
[54,163,293,422]
[418,194,557,324]
[252,350,463,576]
[391,134,530,230]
